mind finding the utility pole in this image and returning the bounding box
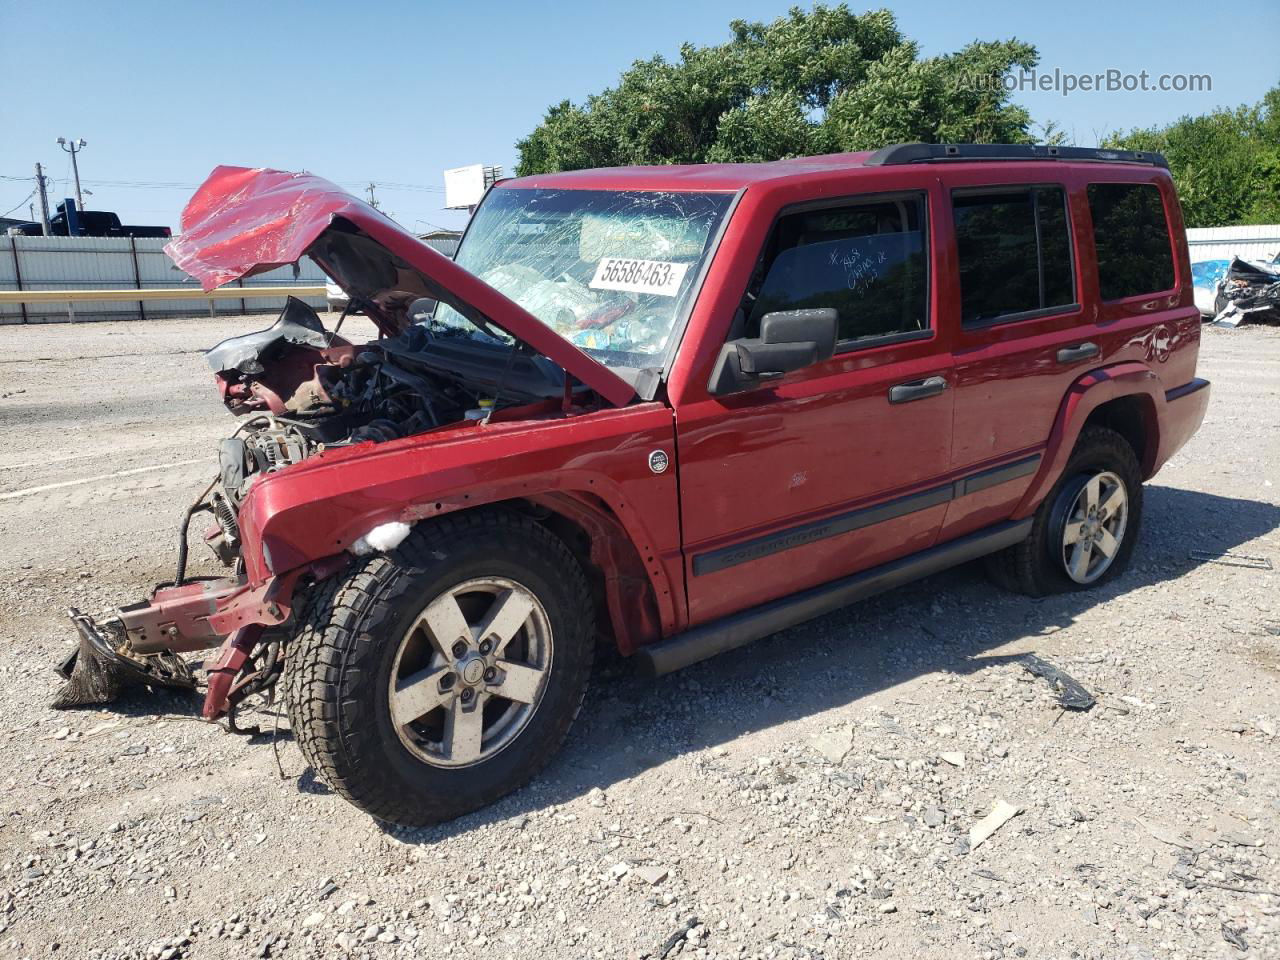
[57,137,88,214]
[34,162,51,235]
[365,182,380,210]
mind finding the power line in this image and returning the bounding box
[338,180,444,194]
[1,189,37,218]
[83,178,197,188]
[378,183,445,193]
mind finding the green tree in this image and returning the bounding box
[1104,84,1280,228]
[515,5,1043,175]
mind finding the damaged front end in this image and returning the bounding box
[49,288,515,719]
[56,514,353,720]
[55,563,314,722]
[50,304,388,719]
[51,164,639,722]
[1212,256,1280,327]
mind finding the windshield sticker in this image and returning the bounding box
[589,257,689,297]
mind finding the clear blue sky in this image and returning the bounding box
[1,0,1274,232]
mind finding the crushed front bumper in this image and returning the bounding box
[54,608,198,709]
[52,576,265,710]
[52,559,343,714]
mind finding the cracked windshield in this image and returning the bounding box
[431,188,734,369]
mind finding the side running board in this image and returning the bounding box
[637,518,1033,676]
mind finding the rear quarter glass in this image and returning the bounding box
[1087,182,1176,301]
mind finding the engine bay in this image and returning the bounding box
[201,297,557,568]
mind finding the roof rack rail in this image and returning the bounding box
[864,143,1168,169]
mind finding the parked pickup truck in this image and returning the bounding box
[11,201,171,238]
[57,146,1210,827]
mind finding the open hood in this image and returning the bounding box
[165,166,636,407]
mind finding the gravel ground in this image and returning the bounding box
[0,315,1278,960]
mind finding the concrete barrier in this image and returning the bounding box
[0,285,329,322]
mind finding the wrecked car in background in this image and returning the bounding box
[1211,255,1280,327]
[57,146,1209,826]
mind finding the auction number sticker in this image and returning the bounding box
[589,257,689,297]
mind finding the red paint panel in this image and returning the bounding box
[935,165,1200,542]
[672,179,956,625]
[1011,364,1161,519]
[236,403,686,633]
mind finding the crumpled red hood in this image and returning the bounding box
[164,166,635,407]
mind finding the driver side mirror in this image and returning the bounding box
[708,308,839,396]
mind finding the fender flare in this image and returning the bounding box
[1013,363,1161,519]
[527,492,666,655]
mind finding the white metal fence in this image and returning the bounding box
[7,228,1270,324]
[1186,225,1280,264]
[0,235,329,324]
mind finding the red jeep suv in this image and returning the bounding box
[59,144,1209,826]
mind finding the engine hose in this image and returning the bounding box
[173,475,218,587]
[174,502,213,587]
[231,413,321,440]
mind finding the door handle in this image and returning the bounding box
[1057,342,1100,364]
[888,375,947,404]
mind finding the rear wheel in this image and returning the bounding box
[284,509,594,826]
[986,426,1143,596]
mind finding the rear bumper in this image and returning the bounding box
[1154,377,1211,474]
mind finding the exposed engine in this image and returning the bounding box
[201,299,493,567]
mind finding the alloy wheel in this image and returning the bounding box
[387,577,553,768]
[1058,470,1129,585]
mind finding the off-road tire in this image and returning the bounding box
[986,426,1143,596]
[284,509,594,826]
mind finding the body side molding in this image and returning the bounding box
[692,455,1040,576]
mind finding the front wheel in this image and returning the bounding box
[986,426,1143,596]
[284,509,594,826]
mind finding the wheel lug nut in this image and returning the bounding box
[460,688,474,703]
[479,639,492,655]
[440,672,456,690]
[452,641,468,658]
[483,667,497,682]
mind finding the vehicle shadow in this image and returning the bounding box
[368,484,1280,843]
[102,687,205,719]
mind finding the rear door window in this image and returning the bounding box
[1087,183,1175,300]
[952,186,1075,326]
[746,193,929,346]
